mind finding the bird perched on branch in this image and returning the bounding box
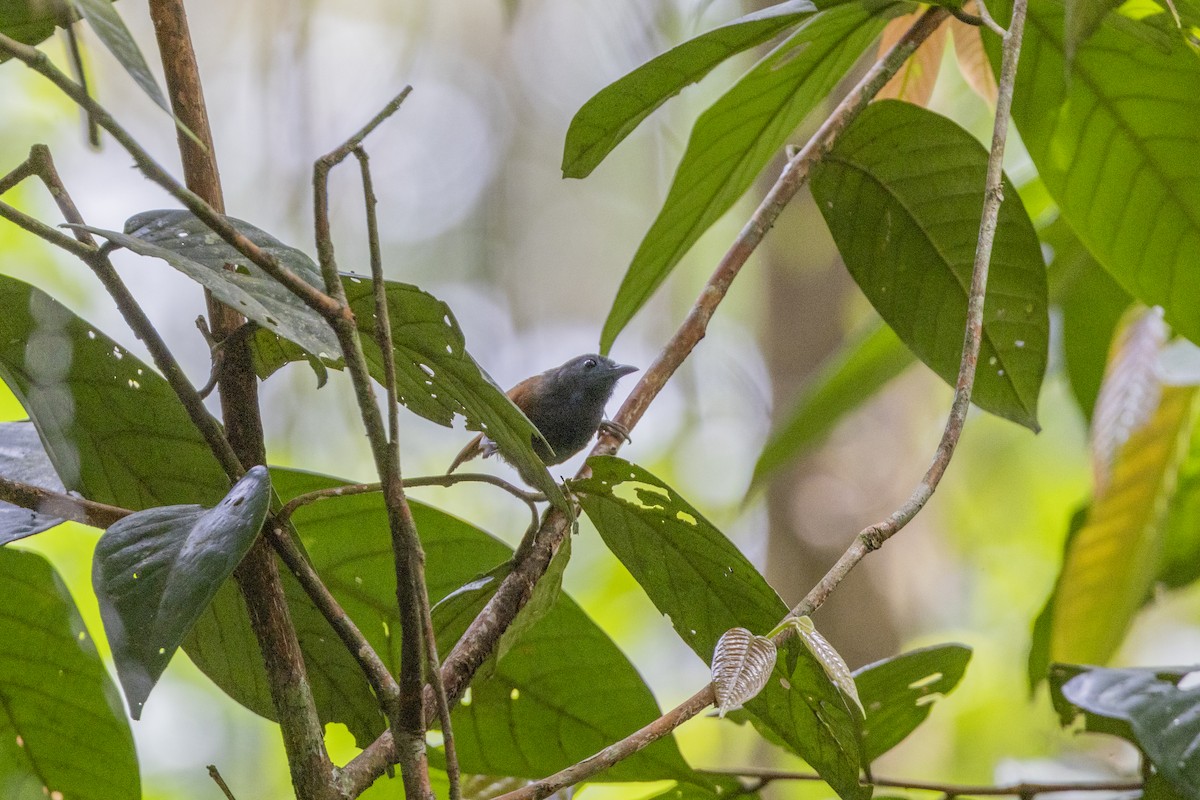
[448,354,638,482]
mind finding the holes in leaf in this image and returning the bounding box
[509,688,520,701]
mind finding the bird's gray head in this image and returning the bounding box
[549,354,638,398]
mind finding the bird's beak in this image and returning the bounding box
[610,363,638,378]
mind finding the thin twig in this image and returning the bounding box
[700,768,1142,797]
[0,476,129,528]
[973,0,1009,36]
[206,765,239,800]
[948,6,984,27]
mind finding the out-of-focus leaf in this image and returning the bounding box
[0,0,73,58]
[562,0,817,178]
[751,321,914,489]
[1045,217,1132,423]
[792,616,863,715]
[93,467,271,718]
[1064,0,1122,65]
[1058,667,1200,800]
[70,0,172,115]
[1028,506,1087,690]
[0,420,66,544]
[854,643,972,761]
[0,547,140,800]
[949,10,997,104]
[1160,398,1200,588]
[575,456,868,800]
[876,11,947,106]
[811,100,1049,431]
[985,0,1200,348]
[271,468,699,784]
[599,1,902,354]
[1050,385,1198,665]
[712,627,777,716]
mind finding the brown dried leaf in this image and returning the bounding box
[795,616,864,715]
[877,12,948,106]
[712,627,777,716]
[950,7,998,105]
[1091,307,1168,492]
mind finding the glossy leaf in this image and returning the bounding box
[1059,667,1200,800]
[93,467,271,717]
[562,0,816,178]
[752,321,914,489]
[712,627,777,716]
[811,100,1048,430]
[986,0,1200,347]
[271,469,697,783]
[0,420,66,544]
[854,643,972,761]
[599,1,900,354]
[1050,385,1197,665]
[0,547,139,800]
[575,456,868,800]
[71,0,172,116]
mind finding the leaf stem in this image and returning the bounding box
[700,768,1141,797]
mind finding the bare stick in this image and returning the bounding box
[0,476,129,529]
[207,765,239,800]
[700,768,1141,797]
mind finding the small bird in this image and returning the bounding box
[448,354,638,482]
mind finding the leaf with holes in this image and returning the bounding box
[93,467,271,717]
[72,211,340,361]
[811,100,1048,430]
[0,547,140,800]
[600,1,901,353]
[752,321,913,490]
[712,627,777,716]
[984,0,1200,347]
[575,456,868,800]
[0,420,66,544]
[854,643,971,761]
[562,0,816,178]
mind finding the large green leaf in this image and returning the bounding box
[986,0,1200,346]
[574,456,867,800]
[0,274,229,509]
[853,644,971,762]
[599,1,902,354]
[0,421,66,544]
[811,100,1049,430]
[269,468,699,784]
[0,547,139,800]
[93,467,271,718]
[562,0,816,178]
[752,321,914,489]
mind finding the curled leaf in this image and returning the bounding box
[793,616,864,716]
[712,627,777,717]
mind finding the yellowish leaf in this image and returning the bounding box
[877,12,948,106]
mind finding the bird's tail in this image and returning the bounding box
[447,433,487,474]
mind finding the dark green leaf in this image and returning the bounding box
[93,466,271,717]
[0,421,66,543]
[562,0,816,178]
[751,321,914,489]
[811,100,1048,430]
[575,456,867,800]
[1046,218,1131,423]
[1059,667,1200,799]
[0,274,229,508]
[269,468,699,784]
[987,0,1200,348]
[71,0,172,114]
[599,1,902,354]
[853,644,971,761]
[74,211,341,361]
[1160,414,1200,588]
[0,0,74,56]
[0,547,139,800]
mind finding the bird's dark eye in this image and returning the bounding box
[584,358,597,369]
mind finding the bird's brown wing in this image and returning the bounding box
[448,374,543,474]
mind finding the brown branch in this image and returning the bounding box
[701,768,1141,797]
[0,476,128,529]
[207,765,239,800]
[312,90,434,800]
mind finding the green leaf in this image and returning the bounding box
[811,100,1049,431]
[70,0,171,114]
[562,0,816,178]
[1064,0,1122,64]
[268,468,698,784]
[0,0,74,57]
[74,211,341,361]
[1028,506,1087,690]
[1159,393,1200,588]
[0,274,229,509]
[853,643,972,761]
[752,321,914,489]
[93,466,272,718]
[1058,667,1200,800]
[0,421,66,544]
[574,456,868,800]
[599,1,902,354]
[0,547,140,800]
[987,0,1200,348]
[1046,218,1132,423]
[341,279,568,515]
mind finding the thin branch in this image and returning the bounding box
[207,765,239,800]
[0,476,129,528]
[700,768,1142,797]
[312,90,435,800]
[973,0,1009,37]
[948,7,985,27]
